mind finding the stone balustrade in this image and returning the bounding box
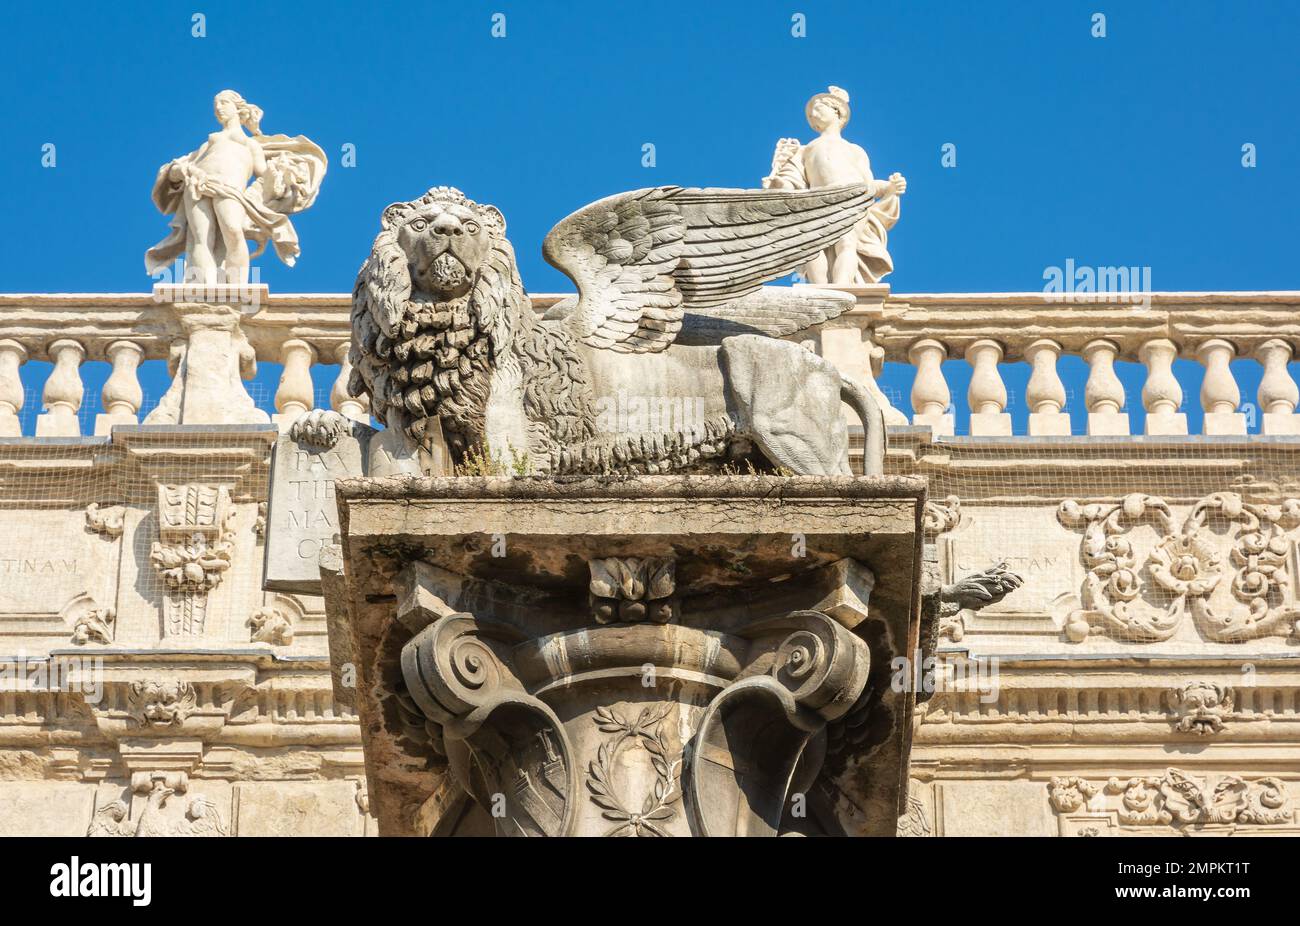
[2,289,1299,437]
[852,287,1300,436]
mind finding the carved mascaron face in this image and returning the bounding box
[395,202,493,298]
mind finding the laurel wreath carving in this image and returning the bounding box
[586,703,681,837]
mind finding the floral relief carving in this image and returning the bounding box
[588,557,676,624]
[1057,492,1300,643]
[71,606,115,645]
[922,495,961,537]
[1048,776,1099,813]
[150,484,237,637]
[1050,769,1293,829]
[248,605,294,645]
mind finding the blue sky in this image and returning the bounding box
[3,0,1298,432]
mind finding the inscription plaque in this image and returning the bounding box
[263,424,371,594]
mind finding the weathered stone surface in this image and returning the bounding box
[264,422,371,593]
[329,474,927,837]
[343,184,887,479]
[235,780,364,836]
[0,782,97,836]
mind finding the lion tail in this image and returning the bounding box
[839,376,886,476]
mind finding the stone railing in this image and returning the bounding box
[840,287,1300,436]
[2,289,1299,437]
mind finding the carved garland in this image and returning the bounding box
[586,703,682,837]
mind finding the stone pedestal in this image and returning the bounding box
[143,294,268,426]
[323,475,928,837]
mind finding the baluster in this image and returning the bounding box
[94,340,145,435]
[1082,339,1129,435]
[1256,339,1300,434]
[908,339,953,435]
[1138,338,1186,435]
[1196,338,1244,435]
[35,339,85,437]
[964,339,1011,435]
[274,338,316,427]
[331,343,369,422]
[0,339,27,437]
[1024,338,1070,435]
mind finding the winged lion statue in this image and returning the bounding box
[294,183,887,477]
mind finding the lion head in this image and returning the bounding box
[348,186,531,459]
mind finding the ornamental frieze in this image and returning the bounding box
[1057,492,1300,643]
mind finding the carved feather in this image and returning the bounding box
[542,184,871,353]
[673,286,857,345]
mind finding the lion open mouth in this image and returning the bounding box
[428,252,468,290]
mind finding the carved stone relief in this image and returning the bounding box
[150,484,236,637]
[128,680,197,728]
[1168,680,1233,735]
[588,557,676,624]
[248,605,294,645]
[84,502,124,539]
[1058,492,1300,643]
[1049,768,1293,832]
[89,772,228,837]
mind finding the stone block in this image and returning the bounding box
[1087,411,1130,436]
[1145,412,1188,435]
[263,423,371,594]
[235,780,362,836]
[329,475,926,837]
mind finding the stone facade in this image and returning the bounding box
[3,287,1300,835]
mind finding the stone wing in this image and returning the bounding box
[542,184,871,352]
[672,286,857,346]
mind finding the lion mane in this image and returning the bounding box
[348,186,596,466]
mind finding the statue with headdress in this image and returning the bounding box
[763,86,906,285]
[145,89,327,286]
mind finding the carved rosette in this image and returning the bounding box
[150,484,236,637]
[1058,492,1300,643]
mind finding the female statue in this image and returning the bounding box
[146,90,326,286]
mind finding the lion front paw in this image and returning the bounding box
[288,409,351,448]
